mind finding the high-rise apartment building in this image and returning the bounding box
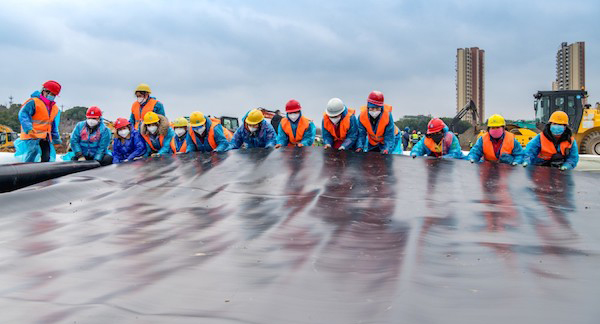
[456,47,485,125]
[552,41,585,92]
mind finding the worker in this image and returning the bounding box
[271,109,283,135]
[411,118,463,159]
[322,98,358,151]
[70,106,113,165]
[170,117,195,154]
[230,109,276,149]
[129,83,166,131]
[112,117,147,163]
[17,80,63,162]
[402,127,411,151]
[524,111,579,170]
[140,111,174,157]
[356,91,402,154]
[410,130,420,148]
[275,99,316,148]
[188,111,230,152]
[466,114,524,165]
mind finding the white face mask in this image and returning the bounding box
[118,129,130,138]
[137,96,147,104]
[147,125,158,134]
[194,126,206,135]
[329,116,342,124]
[248,126,259,133]
[86,119,99,127]
[175,128,187,137]
[288,113,300,122]
[369,110,381,118]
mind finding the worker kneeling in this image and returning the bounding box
[230,109,276,149]
[188,111,230,153]
[140,111,174,157]
[275,99,316,148]
[70,106,113,166]
[411,118,463,159]
[466,114,524,165]
[322,98,358,151]
[356,91,402,154]
[170,118,194,154]
[524,111,579,170]
[112,118,147,163]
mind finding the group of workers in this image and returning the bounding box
[17,81,579,170]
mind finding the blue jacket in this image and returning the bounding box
[191,118,230,152]
[139,114,175,156]
[18,91,61,143]
[230,112,276,149]
[169,132,195,154]
[129,96,166,130]
[411,128,464,159]
[467,133,525,164]
[70,120,112,161]
[112,130,147,163]
[276,112,316,146]
[321,107,358,150]
[356,110,396,152]
[524,133,579,170]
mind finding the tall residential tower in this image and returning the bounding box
[552,41,585,91]
[456,47,485,125]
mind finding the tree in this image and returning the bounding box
[395,115,474,135]
[61,106,87,121]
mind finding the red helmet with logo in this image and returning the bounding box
[42,80,61,95]
[285,99,302,113]
[114,118,130,129]
[367,91,384,106]
[86,106,102,119]
[427,118,446,134]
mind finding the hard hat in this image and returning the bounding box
[42,80,61,95]
[246,109,265,125]
[114,118,130,129]
[404,127,410,132]
[143,111,160,124]
[286,99,302,113]
[549,111,569,125]
[86,106,102,119]
[189,111,206,126]
[417,131,422,135]
[427,118,446,134]
[135,83,152,94]
[173,117,189,128]
[326,98,345,117]
[487,114,506,127]
[367,91,384,106]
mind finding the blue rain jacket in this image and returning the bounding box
[129,96,166,130]
[356,110,396,152]
[524,133,579,170]
[112,130,147,163]
[276,112,316,147]
[410,128,464,159]
[170,132,195,154]
[70,119,112,161]
[467,133,525,164]
[230,112,276,149]
[18,91,61,144]
[321,106,358,150]
[190,118,230,152]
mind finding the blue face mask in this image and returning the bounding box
[550,124,566,136]
[45,94,56,101]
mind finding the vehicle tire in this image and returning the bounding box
[580,131,600,155]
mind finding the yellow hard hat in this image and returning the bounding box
[549,111,569,125]
[245,109,264,125]
[487,114,506,127]
[189,111,206,126]
[173,117,189,128]
[143,111,160,124]
[135,83,152,94]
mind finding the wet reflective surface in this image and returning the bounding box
[1,148,599,324]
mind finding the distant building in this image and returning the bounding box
[456,47,485,125]
[552,41,585,92]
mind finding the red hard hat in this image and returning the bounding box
[42,80,61,95]
[367,91,384,106]
[114,117,130,129]
[427,118,446,134]
[86,106,102,119]
[286,99,302,113]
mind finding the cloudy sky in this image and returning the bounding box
[1,0,598,122]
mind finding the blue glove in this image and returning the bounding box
[559,165,568,171]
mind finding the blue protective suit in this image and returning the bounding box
[321,106,358,150]
[170,132,195,154]
[410,127,464,159]
[356,109,398,153]
[276,112,316,147]
[190,117,230,152]
[230,112,276,149]
[466,133,525,164]
[18,91,62,144]
[524,133,579,170]
[139,114,175,156]
[129,96,166,130]
[16,91,61,162]
[70,120,112,161]
[112,130,147,163]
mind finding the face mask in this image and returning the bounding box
[194,126,206,135]
[489,128,504,139]
[288,113,300,122]
[329,116,342,124]
[550,124,566,136]
[46,94,56,101]
[429,133,444,143]
[86,119,99,127]
[118,129,130,138]
[369,110,381,118]
[147,125,158,134]
[248,126,259,133]
[175,128,187,137]
[137,97,146,104]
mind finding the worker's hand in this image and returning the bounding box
[338,146,345,151]
[324,144,331,149]
[381,150,389,155]
[133,156,143,161]
[355,148,363,153]
[175,152,184,155]
[411,154,417,159]
[151,153,161,157]
[522,162,529,167]
[559,165,568,171]
[469,159,475,163]
[297,143,304,148]
[275,144,282,149]
[77,157,86,161]
[511,162,518,166]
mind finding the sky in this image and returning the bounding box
[1,0,599,122]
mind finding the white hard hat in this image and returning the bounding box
[326,98,345,117]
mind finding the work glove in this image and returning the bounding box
[381,150,389,155]
[77,157,86,161]
[559,165,568,171]
[274,144,282,149]
[151,153,161,157]
[297,143,304,148]
[355,148,363,153]
[338,146,345,151]
[511,162,518,166]
[133,156,143,161]
[522,162,529,167]
[469,159,475,163]
[324,144,331,149]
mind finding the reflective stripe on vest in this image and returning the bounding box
[170,136,187,154]
[359,105,393,146]
[482,132,515,162]
[323,109,355,141]
[20,98,59,140]
[424,133,454,157]
[131,99,158,131]
[280,116,310,146]
[538,133,573,160]
[142,133,165,152]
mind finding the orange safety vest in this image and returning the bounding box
[20,98,59,140]
[131,99,158,131]
[424,133,454,157]
[209,117,233,141]
[280,116,311,146]
[141,133,165,152]
[170,136,187,154]
[323,109,355,141]
[538,133,573,160]
[359,105,393,146]
[190,123,219,150]
[482,132,515,162]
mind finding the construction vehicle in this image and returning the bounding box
[534,90,600,155]
[0,125,18,151]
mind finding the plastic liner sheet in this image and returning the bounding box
[0,161,100,193]
[1,148,599,324]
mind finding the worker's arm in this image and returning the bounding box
[445,135,465,159]
[212,124,230,152]
[112,140,123,163]
[154,100,165,116]
[18,100,36,134]
[185,134,195,153]
[383,112,396,152]
[341,116,359,149]
[466,137,484,162]
[229,127,245,150]
[276,124,289,146]
[505,139,525,164]
[356,121,367,150]
[523,134,542,165]
[410,138,428,157]
[129,112,136,130]
[562,139,579,170]
[300,122,316,146]
[69,123,83,154]
[158,128,175,155]
[263,123,277,148]
[321,120,334,146]
[128,132,149,160]
[94,126,113,161]
[50,111,62,144]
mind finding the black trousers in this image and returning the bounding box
[39,139,51,162]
